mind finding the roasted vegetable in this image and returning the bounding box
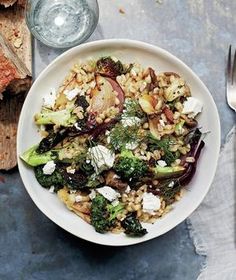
[36,128,69,153]
[21,141,86,167]
[114,150,148,180]
[21,145,57,166]
[153,165,185,179]
[35,108,77,126]
[138,94,157,114]
[96,56,132,78]
[60,168,88,190]
[121,212,147,237]
[91,194,124,233]
[75,95,89,111]
[34,165,64,189]
[147,134,178,166]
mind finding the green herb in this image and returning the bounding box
[147,134,178,165]
[109,123,140,151]
[158,180,181,205]
[123,99,145,118]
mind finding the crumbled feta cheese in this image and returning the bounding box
[88,145,115,174]
[105,130,110,136]
[97,186,120,202]
[43,161,56,175]
[157,160,167,167]
[142,192,161,214]
[64,88,81,101]
[125,141,139,150]
[43,88,57,108]
[70,190,77,194]
[121,116,141,127]
[111,199,120,206]
[159,119,165,127]
[182,97,203,118]
[89,190,96,200]
[48,186,55,193]
[66,166,76,174]
[75,195,83,202]
[74,122,82,131]
[125,185,131,193]
[168,181,175,188]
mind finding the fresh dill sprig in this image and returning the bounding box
[109,123,140,151]
[123,99,145,118]
[147,134,178,165]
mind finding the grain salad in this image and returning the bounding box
[21,56,205,236]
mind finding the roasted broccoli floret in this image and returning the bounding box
[34,165,64,189]
[114,150,148,180]
[35,108,77,126]
[121,212,147,237]
[91,194,124,233]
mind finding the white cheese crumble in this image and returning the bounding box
[48,186,55,193]
[125,185,131,193]
[121,116,141,127]
[88,145,115,174]
[89,190,96,200]
[97,186,120,202]
[159,119,165,127]
[64,88,81,101]
[182,97,203,118]
[157,160,167,167]
[125,141,139,150]
[168,181,175,188]
[111,199,120,206]
[43,88,57,108]
[75,195,83,202]
[74,122,82,131]
[142,192,161,214]
[66,166,76,174]
[43,161,56,175]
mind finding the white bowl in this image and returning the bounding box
[17,39,220,246]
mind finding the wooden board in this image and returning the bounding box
[0,2,32,170]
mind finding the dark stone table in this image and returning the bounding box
[1,1,235,279]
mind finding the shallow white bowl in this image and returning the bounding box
[17,39,220,246]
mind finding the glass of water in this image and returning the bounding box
[26,0,99,48]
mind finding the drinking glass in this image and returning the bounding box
[26,0,99,48]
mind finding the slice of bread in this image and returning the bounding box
[0,0,17,8]
[0,32,31,97]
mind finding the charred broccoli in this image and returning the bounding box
[91,194,124,233]
[34,165,64,189]
[121,212,147,237]
[114,150,148,180]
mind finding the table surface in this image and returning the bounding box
[1,1,235,279]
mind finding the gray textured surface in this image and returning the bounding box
[1,0,235,279]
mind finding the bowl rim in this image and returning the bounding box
[17,39,221,246]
